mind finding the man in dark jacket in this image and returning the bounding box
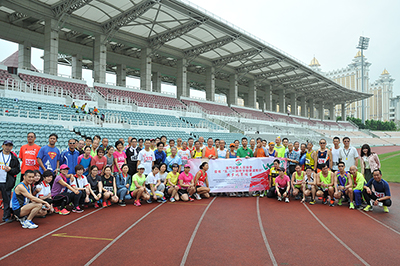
[0,140,21,222]
[125,138,140,176]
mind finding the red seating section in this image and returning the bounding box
[181,99,236,116]
[231,107,271,121]
[0,69,13,85]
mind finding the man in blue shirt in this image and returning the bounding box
[154,142,166,166]
[60,139,80,174]
[363,169,391,213]
[37,134,60,174]
[285,142,300,177]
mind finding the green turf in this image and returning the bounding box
[379,150,400,183]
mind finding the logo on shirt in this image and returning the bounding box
[48,152,57,160]
[235,159,242,166]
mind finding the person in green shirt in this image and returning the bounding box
[274,137,286,158]
[129,164,150,206]
[349,165,366,210]
[236,137,254,158]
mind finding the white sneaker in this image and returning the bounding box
[194,193,201,200]
[278,196,282,201]
[170,197,176,202]
[285,198,290,203]
[22,220,38,229]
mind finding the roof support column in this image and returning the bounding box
[18,41,31,70]
[341,103,346,121]
[271,98,277,112]
[318,102,324,120]
[116,64,126,87]
[71,54,82,80]
[300,96,306,117]
[247,80,256,108]
[140,47,152,91]
[290,93,297,115]
[228,74,238,106]
[176,58,188,97]
[278,88,286,113]
[308,98,315,118]
[152,71,161,93]
[265,85,272,111]
[93,34,106,83]
[258,96,265,112]
[44,19,58,75]
[329,103,335,121]
[205,67,215,101]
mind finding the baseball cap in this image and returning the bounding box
[60,164,70,170]
[184,164,190,168]
[269,142,275,145]
[137,164,145,169]
[2,140,13,146]
[279,167,285,172]
[229,143,235,147]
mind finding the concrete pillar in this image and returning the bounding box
[341,103,346,121]
[318,102,324,120]
[176,59,188,97]
[205,67,215,101]
[140,47,152,91]
[152,71,161,93]
[290,93,297,115]
[18,41,31,70]
[258,97,265,112]
[44,19,58,75]
[272,99,277,112]
[329,104,335,120]
[247,80,256,108]
[300,96,306,117]
[93,34,107,83]
[116,64,126,87]
[228,74,238,106]
[278,88,286,113]
[71,54,82,80]
[309,98,315,118]
[265,85,272,111]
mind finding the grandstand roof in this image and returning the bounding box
[0,0,371,105]
[1,50,38,71]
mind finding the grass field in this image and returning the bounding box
[378,150,400,183]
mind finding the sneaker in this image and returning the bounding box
[194,193,201,200]
[59,208,70,215]
[244,192,250,197]
[107,200,112,206]
[383,206,389,213]
[53,207,61,214]
[363,205,372,212]
[146,200,152,204]
[72,206,84,213]
[134,200,141,206]
[285,198,289,203]
[323,198,327,205]
[119,201,126,207]
[189,197,194,202]
[170,197,176,203]
[356,205,363,210]
[329,200,335,207]
[349,202,355,209]
[252,191,259,197]
[338,199,343,206]
[260,191,265,198]
[102,201,108,207]
[278,196,282,201]
[94,202,100,208]
[236,193,242,198]
[309,200,316,205]
[294,195,300,200]
[157,198,167,203]
[22,220,38,229]
[3,216,15,223]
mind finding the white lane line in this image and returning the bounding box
[359,210,400,236]
[257,197,278,266]
[0,222,6,226]
[0,208,103,261]
[180,197,216,266]
[303,204,370,266]
[85,203,164,266]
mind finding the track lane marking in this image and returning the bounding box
[85,203,164,266]
[180,197,216,266]
[0,208,103,261]
[359,210,400,236]
[257,197,278,266]
[52,233,113,241]
[303,203,370,266]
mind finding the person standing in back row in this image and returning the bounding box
[314,139,332,173]
[360,144,380,183]
[19,132,41,180]
[202,138,218,159]
[331,137,341,172]
[37,134,60,175]
[339,137,358,172]
[126,138,140,176]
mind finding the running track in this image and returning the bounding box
[1,184,399,265]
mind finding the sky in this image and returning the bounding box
[0,0,399,96]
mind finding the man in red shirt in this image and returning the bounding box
[19,132,41,179]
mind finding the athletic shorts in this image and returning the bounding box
[178,189,188,196]
[277,187,288,195]
[196,185,204,192]
[13,208,21,218]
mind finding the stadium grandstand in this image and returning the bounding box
[0,0,398,155]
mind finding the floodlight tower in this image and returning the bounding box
[357,36,370,124]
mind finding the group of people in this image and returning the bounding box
[0,132,392,229]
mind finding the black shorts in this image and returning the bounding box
[178,189,188,196]
[277,187,288,195]
[195,185,202,192]
[13,208,21,218]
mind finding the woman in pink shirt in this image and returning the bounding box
[91,147,107,174]
[178,164,196,202]
[113,141,127,174]
[275,167,291,203]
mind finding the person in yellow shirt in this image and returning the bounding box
[316,163,334,206]
[165,163,180,202]
[274,137,285,158]
[267,159,281,198]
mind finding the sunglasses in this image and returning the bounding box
[320,142,326,144]
[69,142,76,144]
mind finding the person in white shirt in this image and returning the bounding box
[35,170,54,214]
[70,165,90,206]
[339,137,359,171]
[138,139,155,175]
[178,141,191,166]
[331,136,341,172]
[145,165,166,203]
[217,139,227,159]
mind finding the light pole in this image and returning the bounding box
[357,36,370,124]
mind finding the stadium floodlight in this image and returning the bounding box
[356,36,370,124]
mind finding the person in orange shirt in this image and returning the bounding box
[254,137,268,158]
[19,132,41,179]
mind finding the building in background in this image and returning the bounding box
[311,52,395,121]
[390,95,400,123]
